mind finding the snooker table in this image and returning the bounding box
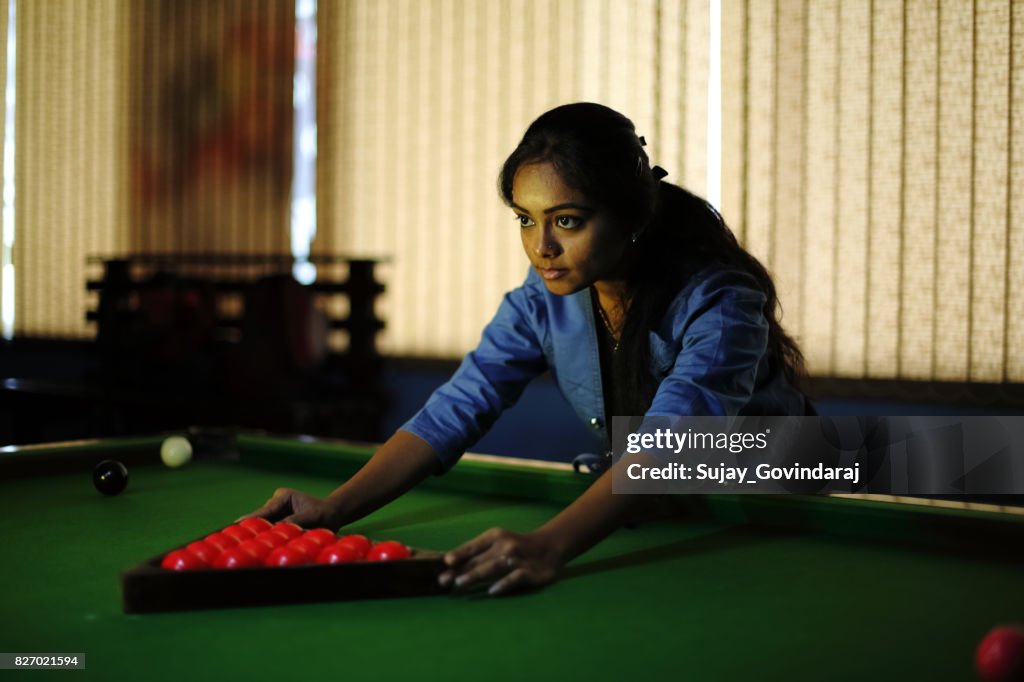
[2,431,1024,682]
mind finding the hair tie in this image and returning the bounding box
[652,165,669,180]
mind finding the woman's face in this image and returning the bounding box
[511,162,631,296]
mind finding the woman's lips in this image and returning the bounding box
[537,267,568,280]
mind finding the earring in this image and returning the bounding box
[631,232,638,244]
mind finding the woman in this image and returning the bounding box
[244,103,809,595]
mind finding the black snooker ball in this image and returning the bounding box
[93,459,128,496]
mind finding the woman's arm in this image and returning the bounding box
[241,430,441,529]
[439,454,658,595]
[243,275,549,529]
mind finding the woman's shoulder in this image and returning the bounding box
[673,263,767,307]
[657,263,769,333]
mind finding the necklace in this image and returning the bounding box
[594,297,621,352]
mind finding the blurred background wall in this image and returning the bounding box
[0,0,1021,449]
[5,0,1022,378]
[720,0,1022,384]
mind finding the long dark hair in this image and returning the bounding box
[499,102,805,414]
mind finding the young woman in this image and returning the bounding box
[244,103,809,595]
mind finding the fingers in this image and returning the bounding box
[238,488,338,530]
[437,528,561,596]
[439,552,510,592]
[439,533,526,593]
[487,567,527,596]
[238,488,294,524]
[455,552,509,588]
[443,527,501,568]
[439,529,505,589]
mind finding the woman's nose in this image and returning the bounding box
[533,227,560,257]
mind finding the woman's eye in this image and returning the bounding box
[556,215,583,229]
[516,214,535,228]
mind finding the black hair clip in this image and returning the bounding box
[652,165,669,180]
[638,136,647,147]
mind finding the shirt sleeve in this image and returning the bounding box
[399,282,549,472]
[646,271,770,417]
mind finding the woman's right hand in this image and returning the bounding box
[237,431,439,532]
[238,487,342,529]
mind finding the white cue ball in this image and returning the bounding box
[160,436,193,468]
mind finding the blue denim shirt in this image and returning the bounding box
[401,266,807,471]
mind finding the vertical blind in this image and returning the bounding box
[14,0,129,337]
[11,0,294,338]
[720,0,1023,382]
[0,0,9,335]
[317,0,709,357]
[0,1,5,167]
[6,0,1022,385]
[129,0,294,256]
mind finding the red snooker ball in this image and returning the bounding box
[286,536,321,559]
[303,529,337,547]
[236,539,272,561]
[222,524,256,542]
[254,531,288,548]
[204,532,239,553]
[335,534,372,559]
[238,517,273,534]
[213,547,258,570]
[264,546,309,567]
[366,541,410,561]
[271,522,303,540]
[316,543,362,564]
[185,540,220,564]
[161,549,207,571]
[977,626,1024,682]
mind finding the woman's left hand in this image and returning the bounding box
[439,527,565,596]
